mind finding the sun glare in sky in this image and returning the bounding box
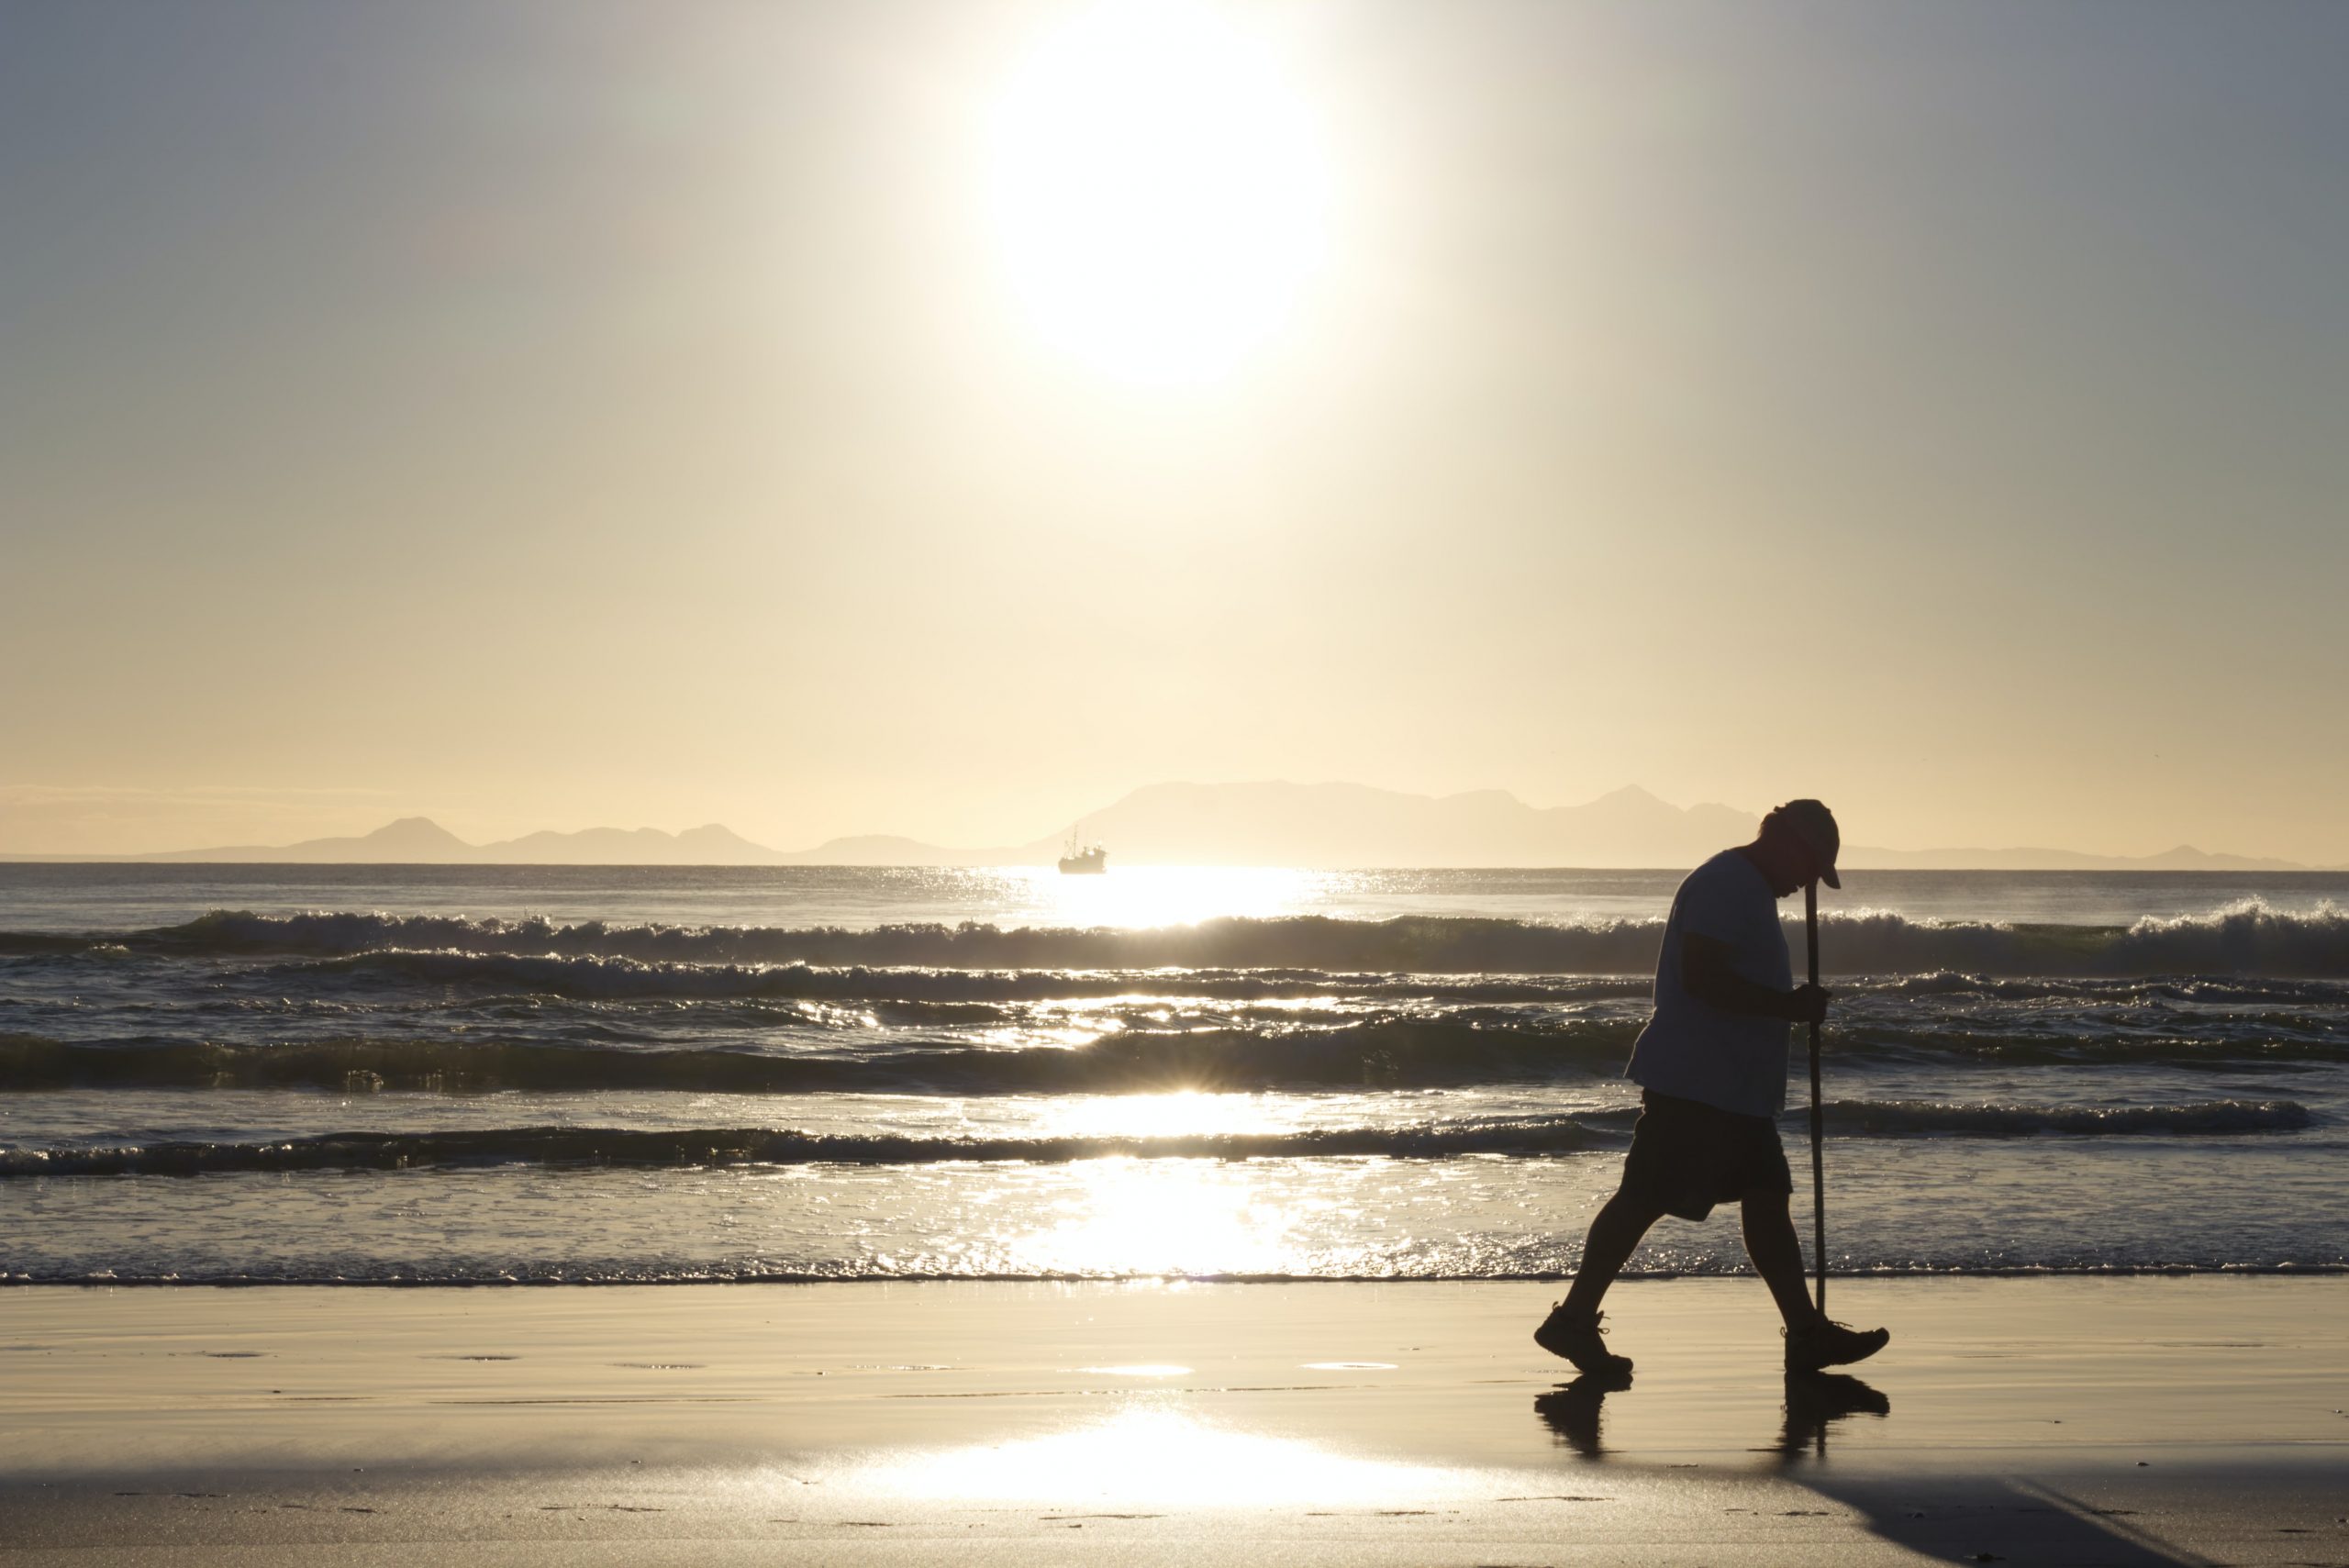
[985,0,1331,384]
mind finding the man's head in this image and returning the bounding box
[1752,799,1842,895]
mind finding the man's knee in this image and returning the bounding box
[1604,1187,1668,1220]
[1740,1187,1791,1217]
[1594,1190,1667,1233]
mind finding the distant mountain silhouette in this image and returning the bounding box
[70,817,796,866]
[989,784,2304,870]
[473,823,785,866]
[1838,841,2301,873]
[0,784,2310,869]
[998,782,1761,868]
[785,834,994,866]
[135,816,483,864]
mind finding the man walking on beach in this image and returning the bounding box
[1535,800,1889,1377]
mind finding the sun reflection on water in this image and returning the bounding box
[1011,1156,1309,1277]
[1012,865,1329,929]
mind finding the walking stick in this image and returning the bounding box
[1805,880,1827,1314]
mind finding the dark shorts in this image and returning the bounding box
[1619,1090,1792,1221]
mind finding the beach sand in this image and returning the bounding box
[3,1277,2343,1564]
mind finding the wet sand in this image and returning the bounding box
[3,1277,2343,1564]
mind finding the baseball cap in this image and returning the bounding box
[1775,799,1842,889]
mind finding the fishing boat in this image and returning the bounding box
[1056,830,1107,874]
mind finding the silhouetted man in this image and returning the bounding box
[1535,800,1889,1376]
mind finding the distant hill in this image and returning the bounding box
[471,823,787,866]
[12,817,798,866]
[132,816,484,864]
[1000,782,1760,869]
[1839,841,2304,873]
[0,784,2311,869]
[785,834,1012,867]
[997,783,2308,870]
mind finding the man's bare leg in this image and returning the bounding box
[1744,1188,1892,1371]
[1536,1189,1665,1373]
[1739,1189,1822,1330]
[1561,1190,1668,1318]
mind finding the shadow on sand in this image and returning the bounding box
[1536,1371,2209,1567]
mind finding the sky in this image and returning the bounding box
[4,0,2346,862]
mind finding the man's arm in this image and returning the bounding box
[1683,932,1830,1025]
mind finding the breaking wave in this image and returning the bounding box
[9,1006,2346,1096]
[2,1098,2309,1177]
[0,1024,1640,1095]
[250,950,1651,1006]
[6,899,2345,976]
[12,1011,2347,1097]
[1,1120,1610,1176]
[1801,1097,2314,1139]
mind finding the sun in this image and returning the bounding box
[985,0,1331,385]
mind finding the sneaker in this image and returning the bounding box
[1533,1303,1633,1375]
[1784,1318,1890,1373]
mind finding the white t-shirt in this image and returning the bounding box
[1623,849,1793,1118]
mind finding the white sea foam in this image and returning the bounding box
[11,898,2344,976]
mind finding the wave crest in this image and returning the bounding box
[4,1098,2308,1178]
[6,900,2325,977]
[1809,1097,2313,1138]
[0,1023,1640,1095]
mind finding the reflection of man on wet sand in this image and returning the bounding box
[1534,1367,1888,1459]
[1536,801,1889,1377]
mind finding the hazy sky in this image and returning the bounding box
[5,1,2345,860]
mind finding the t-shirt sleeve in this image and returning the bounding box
[1675,862,1746,944]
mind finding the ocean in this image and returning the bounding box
[3,863,2344,1284]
